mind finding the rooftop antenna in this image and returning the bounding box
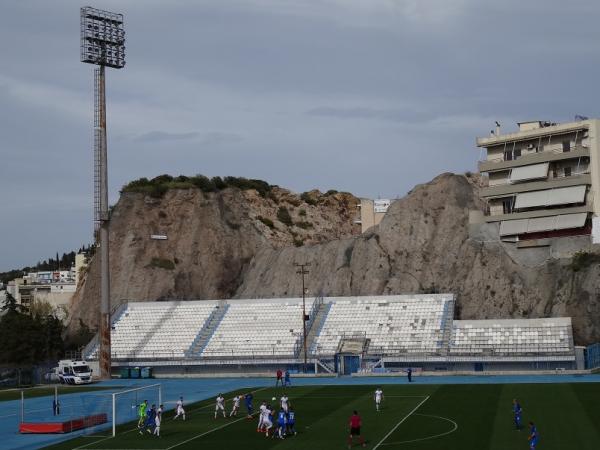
[80,6,126,379]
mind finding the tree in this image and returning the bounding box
[1,291,26,314]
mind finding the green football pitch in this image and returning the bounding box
[43,383,600,450]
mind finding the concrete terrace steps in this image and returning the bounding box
[186,302,229,357]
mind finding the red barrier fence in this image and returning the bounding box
[19,413,107,434]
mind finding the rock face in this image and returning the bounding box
[68,186,360,331]
[69,174,600,345]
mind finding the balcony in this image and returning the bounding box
[484,205,592,223]
[480,174,591,198]
[478,146,589,173]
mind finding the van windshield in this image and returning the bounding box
[73,365,91,373]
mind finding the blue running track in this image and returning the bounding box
[2,374,600,450]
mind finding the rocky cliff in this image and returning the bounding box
[69,174,600,345]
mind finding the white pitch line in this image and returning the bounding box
[297,395,426,399]
[72,387,267,450]
[379,413,458,446]
[165,414,248,449]
[372,395,430,450]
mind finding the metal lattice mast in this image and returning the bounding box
[81,6,126,380]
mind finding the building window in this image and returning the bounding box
[502,198,513,214]
[503,149,522,161]
[562,141,571,152]
[564,167,572,177]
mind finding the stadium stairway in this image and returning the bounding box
[306,301,332,356]
[186,301,229,357]
[439,298,456,356]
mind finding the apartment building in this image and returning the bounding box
[355,198,392,233]
[476,119,600,243]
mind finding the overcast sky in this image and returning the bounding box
[1,0,600,271]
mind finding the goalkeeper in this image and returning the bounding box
[137,400,148,433]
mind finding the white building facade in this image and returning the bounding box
[476,119,600,244]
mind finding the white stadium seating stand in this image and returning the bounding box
[200,298,316,359]
[311,295,454,357]
[450,318,574,357]
[82,295,577,370]
[85,301,218,360]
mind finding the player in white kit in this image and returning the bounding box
[280,393,290,413]
[230,395,241,417]
[173,396,186,420]
[153,404,163,437]
[214,394,226,419]
[374,388,384,411]
[257,401,267,432]
[263,406,273,438]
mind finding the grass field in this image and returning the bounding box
[42,382,600,450]
[0,386,118,403]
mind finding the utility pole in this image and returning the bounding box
[80,7,126,379]
[295,262,310,373]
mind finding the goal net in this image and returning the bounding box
[80,383,163,436]
[19,383,162,437]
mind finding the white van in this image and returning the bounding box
[55,360,93,384]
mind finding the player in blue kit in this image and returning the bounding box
[145,404,157,434]
[513,399,523,430]
[287,407,297,435]
[277,409,287,439]
[528,422,539,449]
[245,392,254,418]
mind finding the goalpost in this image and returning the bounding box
[18,383,162,437]
[110,383,162,436]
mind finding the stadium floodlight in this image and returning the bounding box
[80,6,126,380]
[80,7,125,69]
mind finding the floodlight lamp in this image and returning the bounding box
[80,6,126,69]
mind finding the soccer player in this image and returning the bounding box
[280,393,290,413]
[230,395,241,417]
[287,407,297,435]
[374,388,384,411]
[407,367,413,383]
[263,405,274,438]
[214,393,226,419]
[276,369,283,387]
[174,396,186,421]
[284,369,291,387]
[257,401,267,432]
[512,399,523,430]
[137,400,148,434]
[154,404,163,437]
[528,421,539,449]
[146,404,157,434]
[348,410,366,448]
[245,392,254,418]
[277,408,287,439]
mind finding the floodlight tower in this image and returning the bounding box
[80,6,126,379]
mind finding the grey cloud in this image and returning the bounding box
[2,0,600,270]
[134,131,201,143]
[198,132,243,146]
[133,131,243,145]
[307,106,433,124]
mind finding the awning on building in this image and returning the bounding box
[514,185,587,209]
[499,219,528,236]
[527,216,556,233]
[555,213,587,230]
[499,213,588,236]
[509,163,549,183]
